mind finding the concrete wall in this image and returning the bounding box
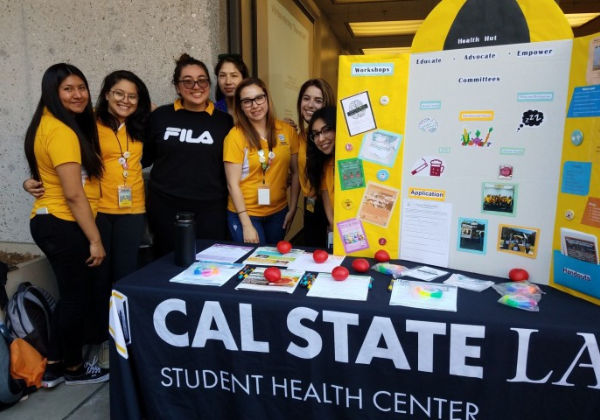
[0,0,228,243]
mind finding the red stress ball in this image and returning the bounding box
[351,258,370,273]
[264,267,282,283]
[374,249,390,263]
[508,268,529,282]
[313,249,329,263]
[332,266,349,281]
[277,240,292,254]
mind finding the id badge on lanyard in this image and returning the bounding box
[118,185,133,208]
[258,185,271,205]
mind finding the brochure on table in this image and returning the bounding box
[242,247,304,267]
[170,261,244,287]
[306,274,371,301]
[235,267,303,294]
[195,243,254,264]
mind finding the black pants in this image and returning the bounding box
[86,212,145,344]
[146,189,228,258]
[30,215,90,367]
[303,197,328,248]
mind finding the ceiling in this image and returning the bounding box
[310,0,600,54]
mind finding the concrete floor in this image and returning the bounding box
[2,382,109,420]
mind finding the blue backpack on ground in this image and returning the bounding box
[0,322,26,410]
[0,262,26,410]
[5,282,56,358]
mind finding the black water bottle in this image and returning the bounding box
[174,212,196,266]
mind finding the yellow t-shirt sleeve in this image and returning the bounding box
[223,128,246,164]
[46,125,82,167]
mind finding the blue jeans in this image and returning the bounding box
[227,208,287,245]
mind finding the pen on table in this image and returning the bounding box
[300,273,315,288]
[369,277,373,290]
[237,266,254,280]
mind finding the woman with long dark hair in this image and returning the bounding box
[224,77,300,244]
[295,79,335,247]
[306,106,337,238]
[24,63,108,387]
[144,54,234,256]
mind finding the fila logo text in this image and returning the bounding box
[163,128,214,144]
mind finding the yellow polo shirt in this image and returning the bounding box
[30,108,100,221]
[224,120,299,216]
[96,121,145,214]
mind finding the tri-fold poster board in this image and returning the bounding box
[331,0,600,305]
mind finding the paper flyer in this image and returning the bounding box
[242,247,305,267]
[235,267,303,293]
[390,280,458,312]
[307,273,371,301]
[170,261,244,286]
[195,243,255,264]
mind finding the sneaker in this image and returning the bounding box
[64,357,109,385]
[85,342,110,370]
[42,361,65,388]
[98,341,109,370]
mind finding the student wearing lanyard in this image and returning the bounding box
[24,70,152,370]
[143,54,234,257]
[224,78,300,244]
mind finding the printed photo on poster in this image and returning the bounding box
[336,218,370,254]
[358,129,402,167]
[482,182,517,216]
[457,218,487,255]
[560,228,599,264]
[357,182,399,228]
[497,224,539,259]
[338,158,366,190]
[340,91,376,136]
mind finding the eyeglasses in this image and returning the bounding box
[178,78,209,89]
[110,90,139,104]
[240,94,267,109]
[310,125,334,142]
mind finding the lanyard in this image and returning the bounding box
[113,124,130,185]
[258,139,275,184]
